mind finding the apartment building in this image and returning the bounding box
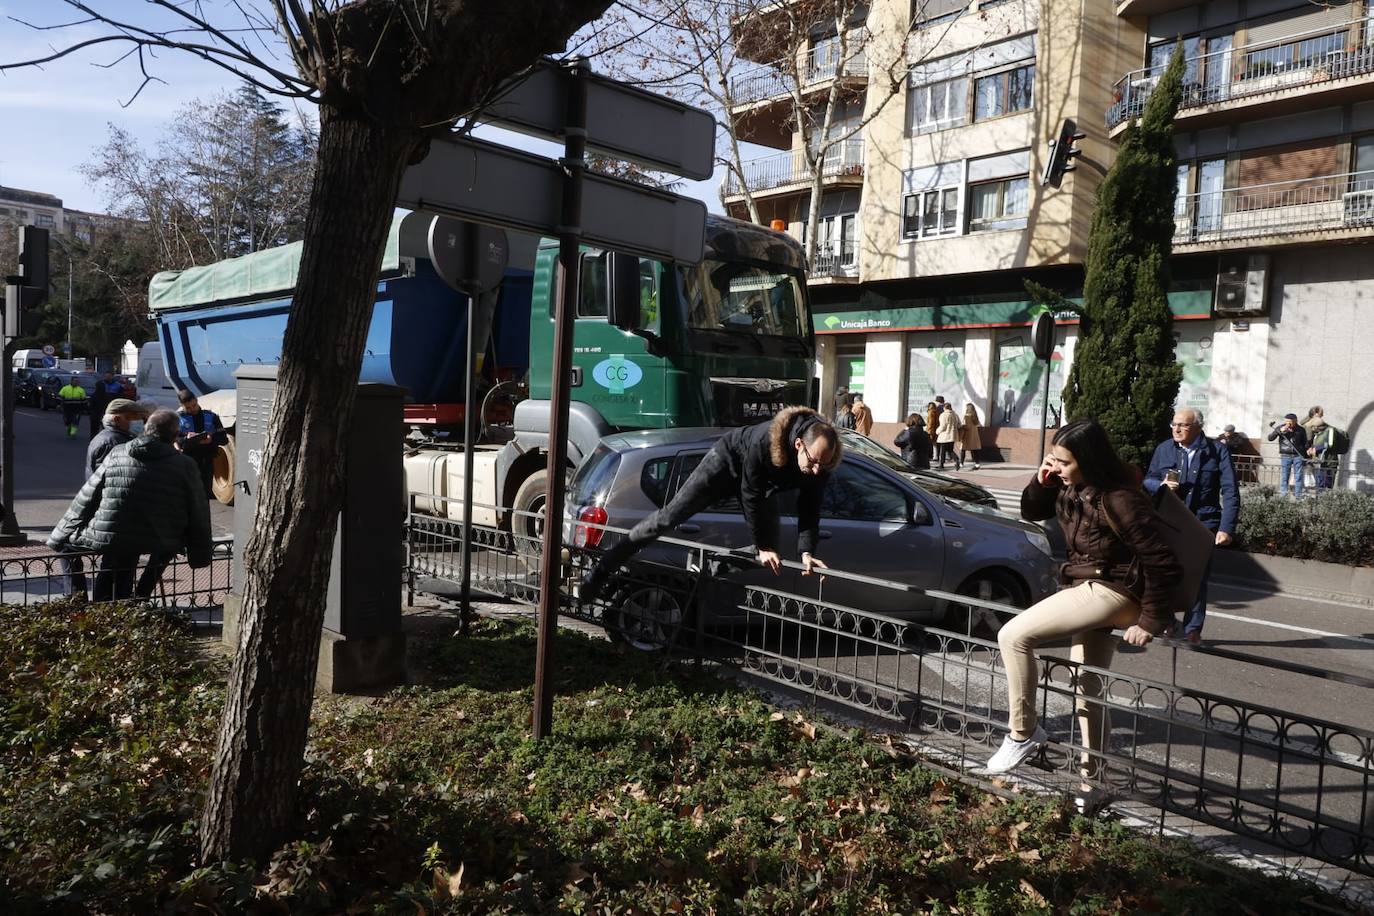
[1111,0,1374,471]
[726,0,1374,469]
[0,185,112,246]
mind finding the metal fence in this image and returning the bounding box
[1108,22,1374,128]
[1233,454,1374,493]
[1173,171,1374,246]
[405,493,1374,877]
[0,537,234,625]
[722,141,865,196]
[730,36,868,106]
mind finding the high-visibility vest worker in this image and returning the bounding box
[58,379,87,438]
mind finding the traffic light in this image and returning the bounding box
[5,226,49,339]
[1041,118,1087,188]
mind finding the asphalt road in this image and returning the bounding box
[8,404,234,541]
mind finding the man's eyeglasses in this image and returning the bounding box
[799,439,821,473]
[1170,422,1197,429]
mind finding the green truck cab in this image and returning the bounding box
[501,215,816,535]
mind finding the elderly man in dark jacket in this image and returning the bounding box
[580,406,842,604]
[49,409,212,602]
[1143,407,1240,642]
[86,398,150,478]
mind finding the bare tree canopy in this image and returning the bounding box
[83,86,318,267]
[4,0,615,864]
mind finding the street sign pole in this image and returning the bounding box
[0,288,26,545]
[532,59,589,740]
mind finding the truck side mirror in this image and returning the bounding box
[608,252,642,333]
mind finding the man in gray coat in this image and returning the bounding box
[49,409,213,602]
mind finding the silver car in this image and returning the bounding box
[566,428,1057,643]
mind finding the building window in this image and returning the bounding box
[906,76,967,135]
[968,176,1029,232]
[973,63,1034,120]
[35,213,56,229]
[902,187,960,238]
[916,0,968,28]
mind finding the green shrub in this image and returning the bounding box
[1238,486,1374,565]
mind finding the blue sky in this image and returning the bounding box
[0,1,723,213]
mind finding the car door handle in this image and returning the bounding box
[677,523,701,534]
[819,529,833,540]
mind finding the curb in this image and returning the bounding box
[1211,549,1374,608]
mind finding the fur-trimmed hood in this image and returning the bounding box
[768,406,842,471]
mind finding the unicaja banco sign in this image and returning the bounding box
[591,354,643,394]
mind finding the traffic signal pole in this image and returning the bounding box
[0,307,26,545]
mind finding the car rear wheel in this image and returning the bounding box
[605,577,693,653]
[947,570,1029,639]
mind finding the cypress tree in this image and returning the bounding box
[1063,47,1186,466]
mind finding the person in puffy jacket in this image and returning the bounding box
[985,419,1181,813]
[935,403,960,469]
[1267,412,1308,498]
[894,414,931,470]
[580,407,841,604]
[48,409,212,601]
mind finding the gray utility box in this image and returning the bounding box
[225,365,406,692]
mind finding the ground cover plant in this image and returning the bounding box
[1237,486,1374,566]
[0,601,1361,913]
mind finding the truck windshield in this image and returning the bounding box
[679,262,806,338]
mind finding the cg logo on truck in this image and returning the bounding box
[591,354,643,395]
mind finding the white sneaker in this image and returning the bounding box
[984,725,1048,774]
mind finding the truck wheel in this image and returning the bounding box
[212,437,237,506]
[511,467,573,559]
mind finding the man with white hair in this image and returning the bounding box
[1143,407,1240,642]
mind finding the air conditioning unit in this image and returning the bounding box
[1214,253,1269,317]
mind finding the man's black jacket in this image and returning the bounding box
[713,406,837,557]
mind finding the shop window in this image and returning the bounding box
[993,328,1068,428]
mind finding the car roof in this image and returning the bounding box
[601,427,726,451]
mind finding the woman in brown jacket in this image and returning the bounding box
[985,419,1181,811]
[960,404,983,469]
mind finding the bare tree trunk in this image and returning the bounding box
[199,105,417,863]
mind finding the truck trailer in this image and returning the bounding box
[148,209,817,539]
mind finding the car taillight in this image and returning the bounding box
[573,505,609,549]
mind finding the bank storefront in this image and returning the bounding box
[813,290,1222,463]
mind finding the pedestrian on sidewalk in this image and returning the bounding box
[57,376,86,438]
[579,407,841,605]
[87,371,124,440]
[935,403,960,469]
[1267,413,1308,497]
[960,404,983,470]
[987,419,1181,815]
[47,409,212,602]
[925,401,940,460]
[86,398,150,478]
[1143,407,1239,642]
[835,397,856,430]
[1306,414,1342,490]
[850,393,873,437]
[894,413,931,470]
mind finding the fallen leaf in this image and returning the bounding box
[1018,848,1042,862]
[1019,878,1048,906]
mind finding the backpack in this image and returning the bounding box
[1326,426,1351,456]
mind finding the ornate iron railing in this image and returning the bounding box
[405,493,1374,876]
[0,537,234,625]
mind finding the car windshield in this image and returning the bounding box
[679,260,806,338]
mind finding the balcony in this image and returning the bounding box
[730,34,868,107]
[811,241,858,281]
[1173,171,1374,249]
[722,140,865,198]
[1107,22,1374,130]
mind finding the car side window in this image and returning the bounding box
[672,451,741,512]
[822,462,911,522]
[640,457,673,508]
